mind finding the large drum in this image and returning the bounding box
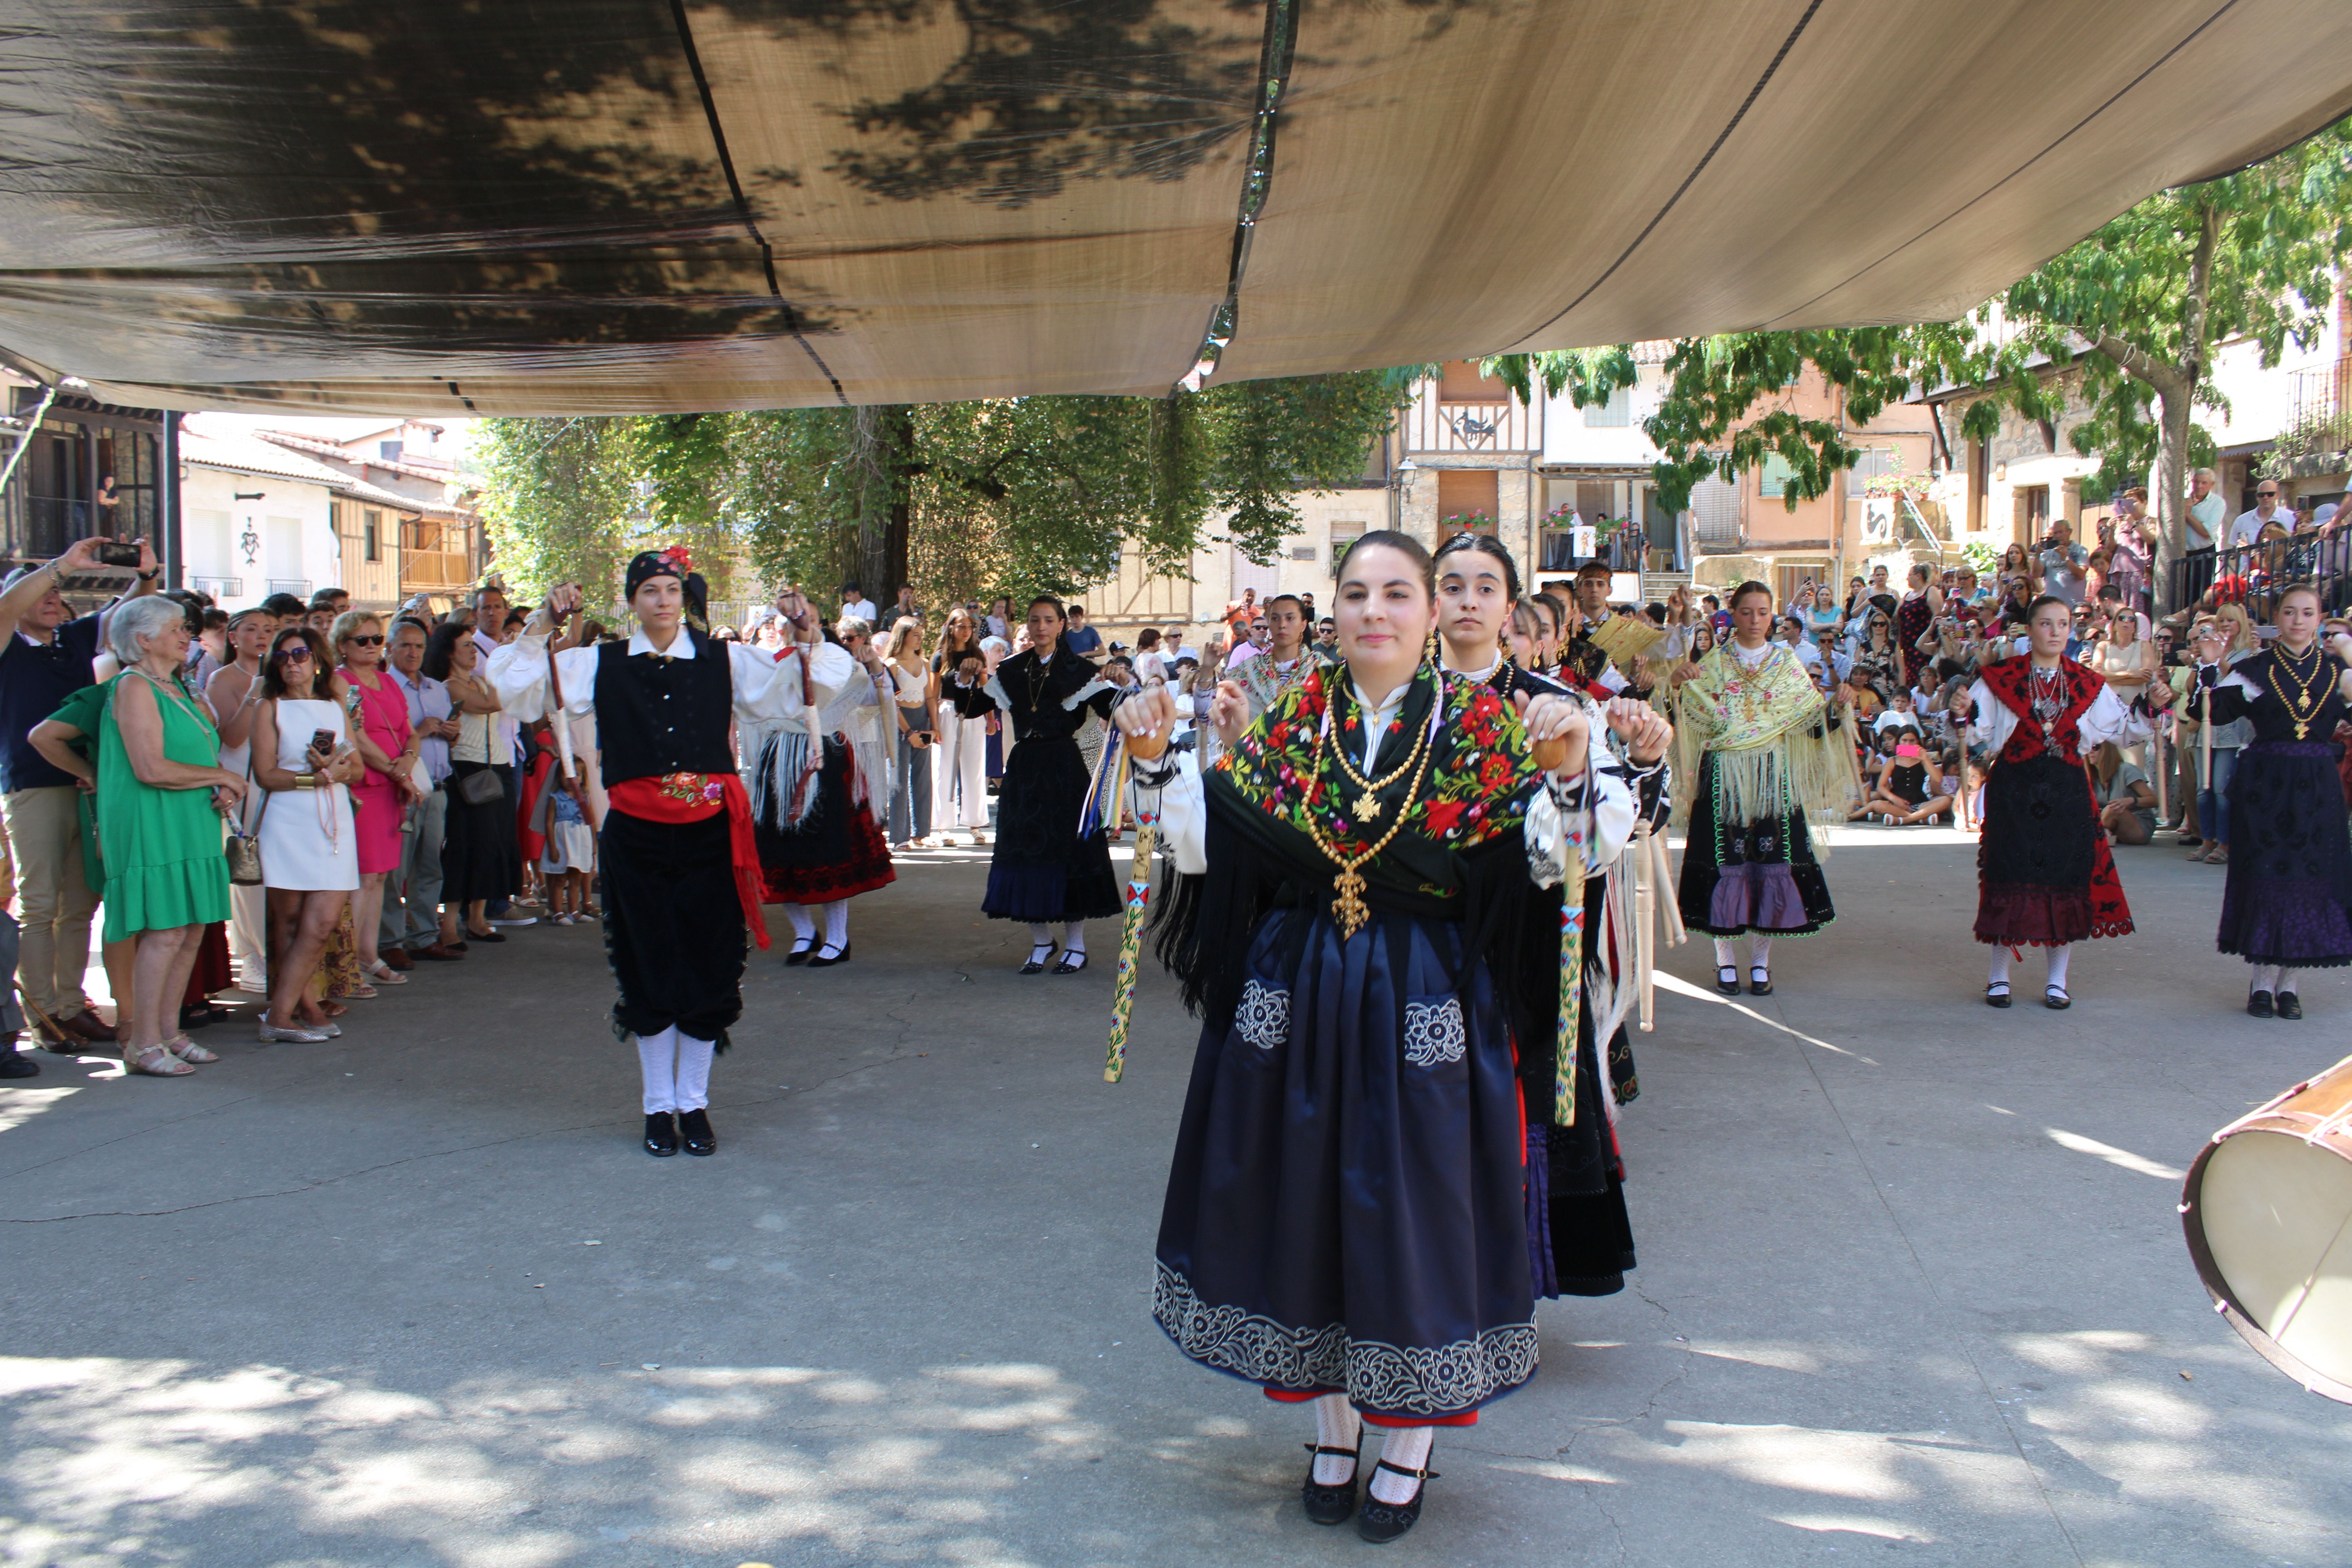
[2181,1053,2352,1403]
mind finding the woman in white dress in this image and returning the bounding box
[930,606,992,844]
[251,625,363,1042]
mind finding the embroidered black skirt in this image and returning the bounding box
[982,734,1119,922]
[2218,739,2352,967]
[1676,751,1835,937]
[1152,905,1537,1423]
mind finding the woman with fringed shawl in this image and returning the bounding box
[1113,530,1633,1544]
[1670,579,1861,998]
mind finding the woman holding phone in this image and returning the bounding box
[252,625,365,1041]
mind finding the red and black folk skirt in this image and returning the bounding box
[1975,752,2132,947]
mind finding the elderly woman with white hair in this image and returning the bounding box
[93,596,247,1075]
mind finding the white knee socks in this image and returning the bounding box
[2277,966,2299,996]
[822,900,848,951]
[1370,1425,1434,1503]
[2045,944,2072,993]
[1062,919,1085,956]
[1988,948,2011,987]
[784,904,816,947]
[2254,963,2297,995]
[637,1026,717,1113]
[1713,936,1771,976]
[1028,922,1053,952]
[1311,1393,1360,1486]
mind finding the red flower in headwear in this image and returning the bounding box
[655,544,693,575]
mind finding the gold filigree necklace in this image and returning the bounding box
[2274,640,2330,740]
[1300,685,1439,937]
[1324,672,1432,821]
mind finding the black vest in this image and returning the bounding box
[593,630,737,784]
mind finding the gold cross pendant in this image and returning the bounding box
[1331,867,1370,938]
[1354,790,1381,820]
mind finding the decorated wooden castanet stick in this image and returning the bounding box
[1104,720,1169,1085]
[1532,729,1586,1125]
[1634,820,1655,1033]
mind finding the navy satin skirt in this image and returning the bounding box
[1152,905,1537,1422]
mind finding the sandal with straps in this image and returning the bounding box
[364,961,408,985]
[168,1035,220,1065]
[1302,1441,1362,1526]
[1357,1457,1439,1544]
[125,1042,195,1077]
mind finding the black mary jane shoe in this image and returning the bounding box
[1747,968,1773,998]
[784,939,815,966]
[2043,986,2071,1011]
[1984,983,2012,1009]
[807,942,850,969]
[1356,1459,1438,1544]
[1301,1442,1361,1527]
[2278,991,2303,1020]
[1715,965,1741,996]
[2247,988,2276,1020]
[644,1112,680,1157]
[677,1107,717,1156]
[1052,949,1089,975]
[1019,945,1055,976]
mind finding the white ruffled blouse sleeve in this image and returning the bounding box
[485,633,600,720]
[1526,764,1635,889]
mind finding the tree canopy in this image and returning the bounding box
[476,372,1403,612]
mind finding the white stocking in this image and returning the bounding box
[2277,966,2300,996]
[2253,963,2280,994]
[673,1033,715,1111]
[1713,938,1737,971]
[1311,1394,1360,1485]
[822,900,848,951]
[783,904,816,947]
[1062,919,1086,956]
[2045,944,2072,993]
[1748,935,1773,976]
[1371,1425,1434,1503]
[1987,948,2012,988]
[637,1026,679,1114]
[1028,922,1053,953]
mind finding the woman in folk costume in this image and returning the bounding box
[1670,580,1861,998]
[1432,533,1671,1298]
[490,554,842,1159]
[751,605,896,967]
[947,595,1122,973]
[1948,595,2142,1009]
[1112,530,1634,1544]
[2183,583,2352,1018]
[1231,592,1325,721]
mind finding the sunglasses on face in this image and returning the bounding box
[273,646,312,662]
[343,633,385,647]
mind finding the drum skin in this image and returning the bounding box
[2181,1053,2352,1404]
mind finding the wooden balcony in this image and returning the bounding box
[1402,385,1539,455]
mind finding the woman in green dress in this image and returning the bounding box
[96,597,246,1076]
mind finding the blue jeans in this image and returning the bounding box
[2198,744,2238,846]
[891,725,932,844]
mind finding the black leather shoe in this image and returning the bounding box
[1052,949,1088,975]
[1020,945,1054,976]
[677,1107,716,1156]
[2248,988,2275,1019]
[0,1048,38,1079]
[1747,968,1773,997]
[2043,986,2071,1011]
[785,939,814,966]
[644,1112,679,1157]
[1715,965,1740,996]
[1302,1442,1360,1526]
[2278,991,2303,1020]
[1357,1459,1437,1544]
[807,942,850,969]
[1985,983,2012,1008]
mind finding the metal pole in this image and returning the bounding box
[160,412,182,588]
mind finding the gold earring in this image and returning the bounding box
[1424,627,1441,667]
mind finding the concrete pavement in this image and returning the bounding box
[2,829,2347,1567]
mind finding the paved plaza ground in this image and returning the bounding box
[2,826,2347,1567]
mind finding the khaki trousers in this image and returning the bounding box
[1,785,97,1020]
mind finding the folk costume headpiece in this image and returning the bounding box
[624,545,710,633]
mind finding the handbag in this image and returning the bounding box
[225,748,262,886]
[457,768,503,807]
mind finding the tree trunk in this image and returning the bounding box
[2156,198,2222,614]
[847,405,913,612]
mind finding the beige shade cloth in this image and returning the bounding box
[0,0,2345,416]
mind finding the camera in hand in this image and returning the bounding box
[92,541,142,568]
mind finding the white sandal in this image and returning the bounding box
[125,1041,195,1076]
[364,961,409,985]
[168,1034,220,1065]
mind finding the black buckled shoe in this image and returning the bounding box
[2277,991,2303,1020]
[1357,1459,1437,1544]
[677,1107,716,1156]
[2247,988,2275,1020]
[644,1112,679,1157]
[1052,949,1088,975]
[1747,968,1773,997]
[1985,982,2012,1008]
[1301,1442,1360,1526]
[1715,965,1740,996]
[785,937,815,966]
[807,942,850,969]
[2043,985,2071,1011]
[1020,944,1054,976]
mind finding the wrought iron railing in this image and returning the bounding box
[2168,530,2352,620]
[192,576,243,599]
[2278,361,2352,461]
[266,578,312,598]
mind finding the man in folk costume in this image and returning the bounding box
[1232,593,1327,721]
[490,551,846,1157]
[1948,594,2143,1009]
[1669,581,1861,998]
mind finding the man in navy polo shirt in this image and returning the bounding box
[0,534,161,1047]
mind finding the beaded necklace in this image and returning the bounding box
[1301,676,1439,937]
[2272,641,2330,740]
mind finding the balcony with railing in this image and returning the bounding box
[192,576,243,599]
[1403,383,1540,455]
[399,518,476,593]
[2278,360,2352,465]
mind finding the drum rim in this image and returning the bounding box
[2181,1131,2352,1406]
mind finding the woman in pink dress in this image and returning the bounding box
[332,610,422,987]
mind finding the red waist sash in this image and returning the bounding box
[605,773,771,950]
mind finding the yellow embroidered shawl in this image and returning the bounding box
[1669,642,1860,831]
